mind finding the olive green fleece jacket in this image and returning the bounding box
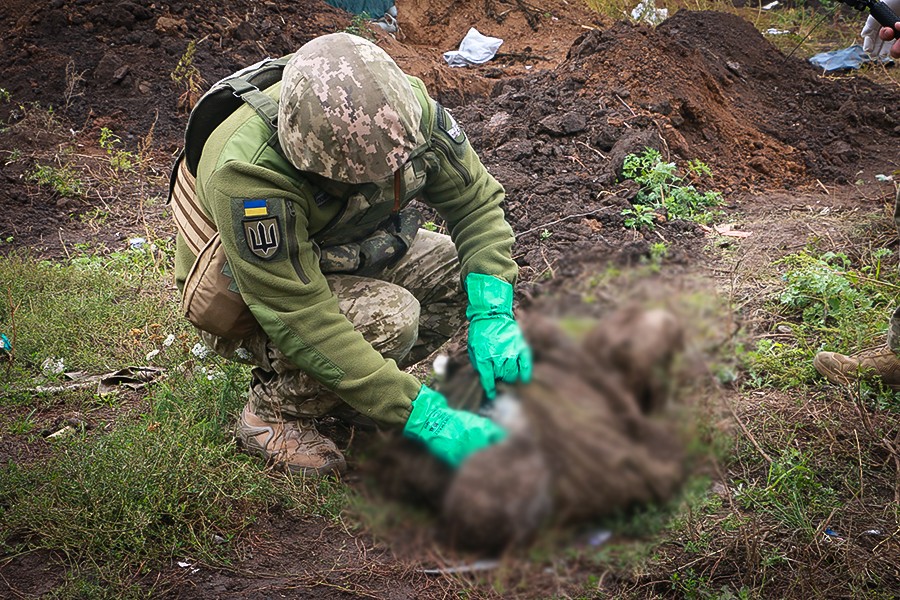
[174,76,517,427]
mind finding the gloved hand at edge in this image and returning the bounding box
[861,0,900,56]
[402,385,507,468]
[465,272,533,399]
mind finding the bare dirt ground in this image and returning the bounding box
[1,0,900,597]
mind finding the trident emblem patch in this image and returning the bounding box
[239,199,280,260]
[243,217,281,259]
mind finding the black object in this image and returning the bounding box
[840,0,900,31]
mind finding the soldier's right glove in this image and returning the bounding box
[862,0,900,55]
[465,273,533,399]
[402,385,507,468]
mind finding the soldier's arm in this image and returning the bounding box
[204,161,420,426]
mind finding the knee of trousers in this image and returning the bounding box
[357,284,421,362]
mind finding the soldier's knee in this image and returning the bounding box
[361,285,420,360]
[386,287,421,356]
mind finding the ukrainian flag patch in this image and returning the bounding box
[243,199,268,217]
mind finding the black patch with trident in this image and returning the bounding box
[234,198,286,262]
[243,216,281,260]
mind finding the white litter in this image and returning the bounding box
[631,0,668,25]
[443,28,503,67]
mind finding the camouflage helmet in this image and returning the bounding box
[278,33,426,184]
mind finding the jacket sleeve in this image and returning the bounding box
[204,161,420,427]
[417,93,519,288]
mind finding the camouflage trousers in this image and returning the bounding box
[199,228,466,421]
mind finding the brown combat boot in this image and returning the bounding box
[813,345,900,389]
[236,405,346,476]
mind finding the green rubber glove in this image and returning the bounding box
[402,385,507,467]
[465,273,533,399]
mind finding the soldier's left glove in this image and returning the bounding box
[465,273,533,399]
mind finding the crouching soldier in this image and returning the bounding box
[170,33,531,475]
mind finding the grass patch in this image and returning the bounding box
[0,361,291,590]
[742,247,900,388]
[733,445,841,537]
[0,247,352,595]
[0,247,186,389]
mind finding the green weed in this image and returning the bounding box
[171,40,204,110]
[622,203,659,230]
[26,163,85,197]
[343,12,376,40]
[99,126,136,172]
[6,408,38,435]
[4,148,22,165]
[621,148,724,228]
[742,248,900,388]
[733,446,840,536]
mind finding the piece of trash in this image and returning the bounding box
[823,527,845,542]
[588,529,613,547]
[443,28,503,68]
[421,559,500,575]
[163,334,176,347]
[191,342,211,359]
[809,44,895,73]
[176,560,198,573]
[129,237,146,250]
[631,0,668,25]
[713,223,753,238]
[875,174,894,182]
[0,333,11,353]
[211,534,227,544]
[862,529,883,536]
[762,1,780,9]
[432,354,449,376]
[41,357,66,376]
[371,4,398,34]
[765,28,790,35]
[146,349,160,361]
[97,366,165,395]
[47,425,74,439]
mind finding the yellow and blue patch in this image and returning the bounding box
[243,199,268,218]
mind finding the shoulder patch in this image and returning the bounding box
[232,198,286,262]
[435,103,466,145]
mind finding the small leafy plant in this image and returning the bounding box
[343,12,376,40]
[621,148,724,228]
[26,163,84,197]
[622,203,659,230]
[99,127,135,172]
